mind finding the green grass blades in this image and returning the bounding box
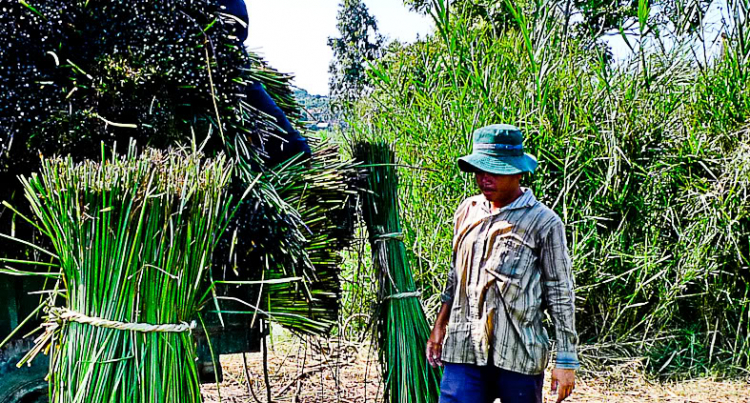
[344,2,750,377]
[21,144,235,403]
[354,142,441,403]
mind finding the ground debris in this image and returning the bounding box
[202,338,383,403]
[202,339,750,403]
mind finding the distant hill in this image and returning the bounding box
[293,87,335,125]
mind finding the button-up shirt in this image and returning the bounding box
[440,189,580,375]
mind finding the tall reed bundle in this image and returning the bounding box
[354,142,441,403]
[0,0,356,340]
[18,146,235,403]
[216,140,361,334]
[268,142,360,333]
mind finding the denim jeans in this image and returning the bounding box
[439,363,544,403]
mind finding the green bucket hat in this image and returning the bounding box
[458,124,538,175]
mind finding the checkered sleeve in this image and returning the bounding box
[540,218,580,370]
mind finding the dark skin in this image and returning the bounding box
[426,171,576,403]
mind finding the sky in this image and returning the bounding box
[245,0,434,96]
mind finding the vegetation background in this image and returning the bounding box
[328,0,750,379]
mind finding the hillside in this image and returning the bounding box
[293,87,338,129]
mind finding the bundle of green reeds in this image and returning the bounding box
[266,141,361,333]
[18,146,235,403]
[0,0,357,345]
[215,140,361,335]
[354,142,441,403]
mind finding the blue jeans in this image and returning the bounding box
[439,363,544,403]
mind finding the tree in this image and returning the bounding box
[405,0,715,41]
[327,0,385,108]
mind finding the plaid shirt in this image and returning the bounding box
[440,190,580,375]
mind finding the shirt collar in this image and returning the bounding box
[481,188,537,214]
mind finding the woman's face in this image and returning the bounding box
[474,171,522,203]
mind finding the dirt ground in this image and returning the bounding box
[201,338,750,403]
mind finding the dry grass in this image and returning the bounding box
[202,338,383,403]
[201,339,750,403]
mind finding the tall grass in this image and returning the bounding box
[346,1,750,376]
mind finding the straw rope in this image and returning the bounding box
[374,232,404,242]
[47,307,196,333]
[374,231,418,301]
[383,291,421,300]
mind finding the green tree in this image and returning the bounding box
[328,0,385,108]
[405,0,715,41]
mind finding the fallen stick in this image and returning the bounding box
[276,356,357,396]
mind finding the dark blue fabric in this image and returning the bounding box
[217,0,249,42]
[216,0,311,166]
[439,363,544,403]
[245,81,311,166]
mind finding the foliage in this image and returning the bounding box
[346,0,750,376]
[328,0,385,108]
[354,141,441,403]
[9,147,234,403]
[294,87,338,123]
[402,0,715,41]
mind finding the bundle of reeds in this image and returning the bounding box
[215,139,361,335]
[354,141,441,403]
[17,146,236,403]
[268,142,361,333]
[0,0,258,172]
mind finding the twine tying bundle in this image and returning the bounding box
[19,307,197,369]
[45,307,196,334]
[375,232,419,301]
[374,232,404,242]
[383,291,421,300]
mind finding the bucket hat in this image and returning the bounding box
[458,124,538,175]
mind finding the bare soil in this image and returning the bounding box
[201,338,750,403]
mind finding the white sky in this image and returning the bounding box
[245,0,434,96]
